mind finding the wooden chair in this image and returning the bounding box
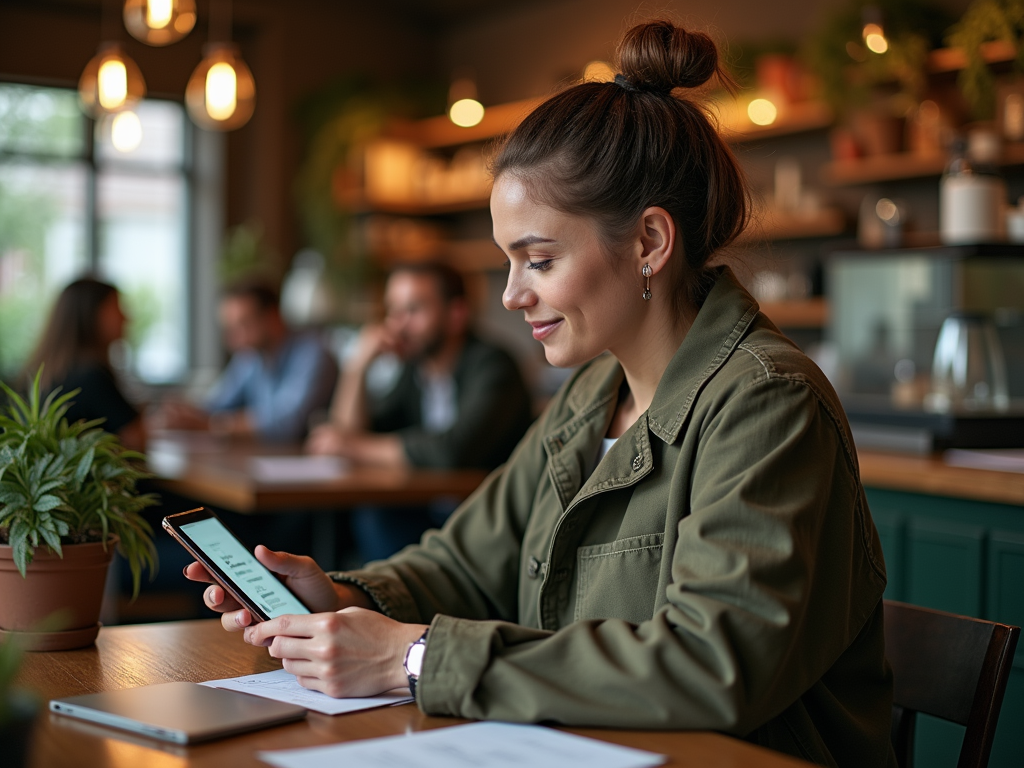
[884,600,1020,768]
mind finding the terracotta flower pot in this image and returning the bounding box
[0,539,116,651]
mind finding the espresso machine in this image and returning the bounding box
[827,244,1024,451]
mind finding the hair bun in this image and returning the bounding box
[617,20,719,93]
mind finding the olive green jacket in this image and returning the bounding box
[333,268,897,768]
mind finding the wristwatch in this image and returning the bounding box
[403,628,429,697]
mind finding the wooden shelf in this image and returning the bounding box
[361,196,490,216]
[721,100,834,143]
[759,297,829,329]
[824,143,1024,186]
[385,98,542,149]
[739,208,847,243]
[927,39,1017,74]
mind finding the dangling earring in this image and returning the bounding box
[642,263,652,301]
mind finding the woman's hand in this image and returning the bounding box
[183,546,373,631]
[244,610,428,698]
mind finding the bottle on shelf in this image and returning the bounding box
[939,134,1007,245]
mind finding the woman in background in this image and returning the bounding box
[21,277,145,450]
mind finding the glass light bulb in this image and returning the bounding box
[449,98,485,128]
[747,98,778,126]
[206,62,238,121]
[98,59,128,110]
[146,0,173,29]
[110,110,143,152]
[865,33,889,54]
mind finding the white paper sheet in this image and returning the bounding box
[201,669,412,716]
[248,456,349,483]
[945,448,1024,474]
[258,721,667,768]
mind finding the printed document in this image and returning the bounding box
[258,721,667,768]
[249,456,349,483]
[202,669,412,716]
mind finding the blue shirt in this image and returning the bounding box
[206,333,339,441]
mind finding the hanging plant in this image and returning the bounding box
[802,0,954,117]
[947,0,1024,119]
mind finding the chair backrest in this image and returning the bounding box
[884,600,1020,768]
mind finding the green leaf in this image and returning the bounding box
[74,447,94,485]
[32,494,62,512]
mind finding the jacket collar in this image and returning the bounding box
[565,265,760,445]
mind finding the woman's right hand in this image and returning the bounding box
[184,546,373,632]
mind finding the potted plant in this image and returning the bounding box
[0,636,36,768]
[0,371,157,651]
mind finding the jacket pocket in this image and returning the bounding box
[574,533,665,624]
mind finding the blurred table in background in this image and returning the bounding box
[145,430,487,570]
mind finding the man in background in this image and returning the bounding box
[156,279,338,442]
[307,261,532,559]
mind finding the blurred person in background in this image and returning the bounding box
[154,279,338,442]
[20,277,145,451]
[307,261,532,559]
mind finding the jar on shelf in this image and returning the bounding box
[939,136,1006,245]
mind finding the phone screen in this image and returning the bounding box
[177,517,310,619]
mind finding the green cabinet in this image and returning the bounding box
[866,489,1024,768]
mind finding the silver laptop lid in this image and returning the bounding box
[50,681,306,744]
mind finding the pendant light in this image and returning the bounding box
[123,0,196,46]
[186,0,255,131]
[448,76,484,129]
[78,42,147,118]
[78,0,146,118]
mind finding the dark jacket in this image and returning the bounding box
[369,334,533,471]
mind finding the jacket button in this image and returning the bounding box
[632,455,642,471]
[527,556,541,578]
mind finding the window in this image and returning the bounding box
[0,83,192,384]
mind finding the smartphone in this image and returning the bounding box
[163,508,311,622]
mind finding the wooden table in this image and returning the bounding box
[16,620,812,768]
[147,431,488,514]
[145,432,488,567]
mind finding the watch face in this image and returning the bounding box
[406,640,426,678]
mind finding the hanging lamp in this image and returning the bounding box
[78,42,147,118]
[185,0,255,131]
[123,0,196,46]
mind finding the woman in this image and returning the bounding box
[188,21,895,767]
[21,278,145,450]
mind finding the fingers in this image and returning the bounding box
[254,546,322,579]
[202,582,244,614]
[183,561,215,584]
[219,607,253,632]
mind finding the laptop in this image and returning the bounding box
[50,681,307,744]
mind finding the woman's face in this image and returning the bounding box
[492,174,643,368]
[97,292,127,347]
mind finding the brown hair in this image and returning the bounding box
[491,20,749,307]
[21,277,119,390]
[221,277,280,313]
[390,261,466,304]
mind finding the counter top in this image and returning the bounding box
[858,449,1024,506]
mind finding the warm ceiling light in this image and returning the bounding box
[186,44,256,130]
[583,60,615,83]
[78,43,146,118]
[747,98,778,126]
[110,110,143,152]
[123,0,196,46]
[449,98,485,128]
[863,23,889,54]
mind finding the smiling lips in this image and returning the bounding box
[529,318,562,340]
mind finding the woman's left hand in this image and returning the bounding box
[243,609,428,698]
